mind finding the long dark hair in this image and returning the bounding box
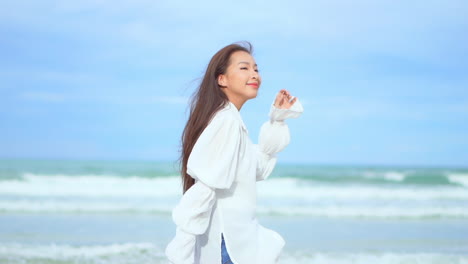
[179,41,253,193]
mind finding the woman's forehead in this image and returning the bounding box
[230,51,256,65]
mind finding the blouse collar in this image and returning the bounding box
[226,101,248,133]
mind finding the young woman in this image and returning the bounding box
[165,42,303,264]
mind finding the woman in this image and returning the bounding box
[165,41,303,264]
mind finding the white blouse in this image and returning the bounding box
[165,98,304,264]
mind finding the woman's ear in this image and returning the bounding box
[218,74,227,88]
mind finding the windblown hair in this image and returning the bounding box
[179,41,253,193]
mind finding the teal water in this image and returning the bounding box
[2,159,467,186]
[0,159,467,263]
[0,159,179,179]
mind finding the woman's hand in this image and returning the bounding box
[274,89,297,109]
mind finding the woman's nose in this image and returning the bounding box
[252,71,259,79]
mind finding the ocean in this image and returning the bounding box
[0,159,467,263]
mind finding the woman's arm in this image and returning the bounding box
[256,90,303,181]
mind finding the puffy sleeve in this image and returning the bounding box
[186,113,241,189]
[256,97,304,181]
[165,111,242,264]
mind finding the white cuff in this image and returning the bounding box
[269,97,304,122]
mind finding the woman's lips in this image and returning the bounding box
[247,83,259,88]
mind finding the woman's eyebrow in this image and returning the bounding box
[238,62,258,66]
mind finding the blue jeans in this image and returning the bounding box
[221,233,233,264]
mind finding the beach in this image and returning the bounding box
[0,159,467,263]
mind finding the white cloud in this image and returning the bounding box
[1,69,102,83]
[305,95,468,122]
[17,90,188,105]
[2,0,466,70]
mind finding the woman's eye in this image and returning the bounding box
[255,69,259,72]
[240,67,248,70]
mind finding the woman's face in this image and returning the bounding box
[218,51,261,107]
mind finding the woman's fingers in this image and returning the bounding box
[274,91,284,107]
[274,89,298,109]
[290,97,297,105]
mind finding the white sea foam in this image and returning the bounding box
[1,199,467,218]
[1,174,468,218]
[0,200,173,214]
[257,177,468,201]
[257,206,468,218]
[0,173,182,197]
[448,173,468,187]
[281,251,468,264]
[1,243,467,264]
[0,242,159,258]
[2,174,467,201]
[363,171,406,181]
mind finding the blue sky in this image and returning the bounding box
[0,0,467,167]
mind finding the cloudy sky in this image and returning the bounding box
[1,0,467,166]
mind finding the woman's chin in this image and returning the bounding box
[247,94,258,100]
[248,90,259,99]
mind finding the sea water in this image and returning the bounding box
[0,159,467,263]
